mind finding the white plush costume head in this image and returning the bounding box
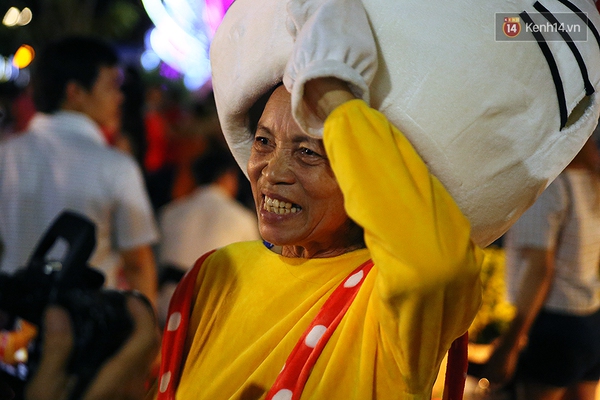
[210,0,600,246]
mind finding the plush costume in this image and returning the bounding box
[210,0,600,246]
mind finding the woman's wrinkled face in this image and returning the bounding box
[248,86,355,258]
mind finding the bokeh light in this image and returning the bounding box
[141,49,162,71]
[141,0,233,91]
[3,7,32,27]
[17,8,32,26]
[1,7,34,85]
[0,58,17,84]
[12,45,35,69]
[2,7,20,27]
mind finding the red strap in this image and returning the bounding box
[156,250,215,400]
[442,332,469,400]
[266,259,374,400]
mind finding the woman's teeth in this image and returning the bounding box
[264,196,300,214]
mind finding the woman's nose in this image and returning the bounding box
[262,150,294,184]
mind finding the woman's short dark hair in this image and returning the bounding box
[32,36,120,113]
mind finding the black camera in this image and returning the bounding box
[0,211,134,400]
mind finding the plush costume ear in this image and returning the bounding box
[210,0,600,246]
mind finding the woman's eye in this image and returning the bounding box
[255,136,269,145]
[251,136,272,154]
[300,147,319,157]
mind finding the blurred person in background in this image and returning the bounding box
[483,137,600,400]
[157,141,260,325]
[143,84,172,175]
[158,140,259,271]
[117,66,148,167]
[9,84,36,136]
[0,36,159,305]
[0,83,34,141]
[143,84,178,213]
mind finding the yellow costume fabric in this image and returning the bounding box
[175,100,482,399]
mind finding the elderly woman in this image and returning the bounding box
[149,74,482,399]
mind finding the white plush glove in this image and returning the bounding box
[283,0,378,137]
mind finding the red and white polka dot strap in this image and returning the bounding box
[156,250,215,400]
[265,259,374,400]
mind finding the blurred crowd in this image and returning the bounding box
[0,36,259,329]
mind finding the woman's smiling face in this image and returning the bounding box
[247,86,361,258]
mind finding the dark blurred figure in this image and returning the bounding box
[0,82,34,141]
[118,66,148,167]
[9,84,36,135]
[142,84,177,212]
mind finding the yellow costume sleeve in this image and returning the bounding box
[323,99,483,395]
